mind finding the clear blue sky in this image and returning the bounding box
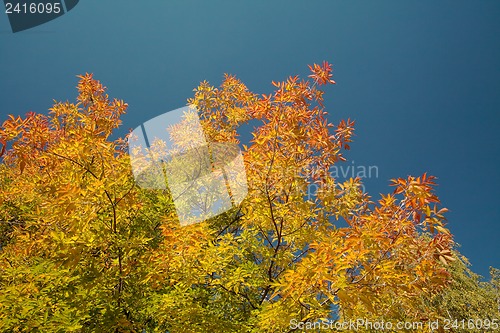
[1,0,498,278]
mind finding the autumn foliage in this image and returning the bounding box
[0,63,468,332]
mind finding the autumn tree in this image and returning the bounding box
[0,63,466,332]
[0,76,159,332]
[415,247,499,333]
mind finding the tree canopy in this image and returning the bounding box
[0,63,497,332]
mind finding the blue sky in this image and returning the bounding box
[0,0,499,278]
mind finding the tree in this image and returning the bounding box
[0,63,460,332]
[418,248,499,332]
